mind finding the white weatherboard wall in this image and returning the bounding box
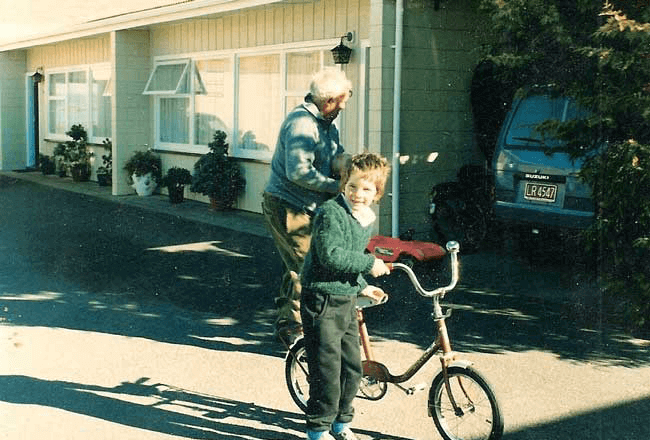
[112,30,152,196]
[0,51,27,170]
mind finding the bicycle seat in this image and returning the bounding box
[367,235,446,263]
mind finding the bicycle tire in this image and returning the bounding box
[285,337,309,412]
[429,365,504,440]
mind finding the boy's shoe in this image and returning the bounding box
[331,427,360,440]
[306,431,336,440]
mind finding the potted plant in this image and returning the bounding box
[39,154,56,175]
[123,149,162,196]
[53,143,67,177]
[161,167,192,204]
[96,139,112,187]
[58,124,92,182]
[190,130,246,210]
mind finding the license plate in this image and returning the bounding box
[524,182,557,202]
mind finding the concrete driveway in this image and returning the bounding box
[1,172,649,439]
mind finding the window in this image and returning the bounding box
[237,55,282,157]
[147,48,333,160]
[195,58,233,146]
[143,60,191,94]
[46,64,113,143]
[92,66,111,139]
[48,73,66,135]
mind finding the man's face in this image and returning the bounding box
[321,92,350,121]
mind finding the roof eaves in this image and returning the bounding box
[0,0,282,52]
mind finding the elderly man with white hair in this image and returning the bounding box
[262,67,353,344]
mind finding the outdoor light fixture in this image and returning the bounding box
[31,68,44,83]
[331,32,354,65]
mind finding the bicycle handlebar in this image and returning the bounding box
[387,241,460,298]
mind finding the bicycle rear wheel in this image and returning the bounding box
[285,337,309,412]
[429,366,503,440]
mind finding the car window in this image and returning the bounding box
[505,95,582,148]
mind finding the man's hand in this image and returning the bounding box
[331,153,352,178]
[369,257,390,277]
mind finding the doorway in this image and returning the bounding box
[25,72,40,169]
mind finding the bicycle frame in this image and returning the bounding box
[360,244,460,386]
[285,241,504,440]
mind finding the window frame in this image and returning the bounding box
[45,63,113,144]
[148,43,337,161]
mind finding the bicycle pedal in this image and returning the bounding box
[406,383,427,395]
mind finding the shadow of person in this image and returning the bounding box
[0,375,303,439]
[0,376,412,439]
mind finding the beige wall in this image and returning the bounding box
[112,30,152,196]
[5,0,490,235]
[148,0,371,213]
[0,50,27,170]
[26,35,112,178]
[389,0,488,238]
[26,35,111,70]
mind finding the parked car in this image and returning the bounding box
[492,91,595,233]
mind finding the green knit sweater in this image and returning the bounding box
[301,194,375,296]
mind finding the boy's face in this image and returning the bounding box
[344,171,378,210]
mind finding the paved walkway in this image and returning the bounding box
[0,170,270,239]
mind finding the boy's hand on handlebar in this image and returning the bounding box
[370,258,391,277]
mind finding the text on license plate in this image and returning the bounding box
[524,182,557,202]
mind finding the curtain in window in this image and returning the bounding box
[285,51,335,112]
[195,58,233,146]
[237,55,281,153]
[48,73,66,135]
[92,68,112,139]
[159,97,189,144]
[67,71,88,127]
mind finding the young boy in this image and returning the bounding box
[300,152,391,440]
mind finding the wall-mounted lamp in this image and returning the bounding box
[31,68,44,83]
[331,32,354,65]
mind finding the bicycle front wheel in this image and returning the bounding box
[285,337,309,412]
[429,366,503,440]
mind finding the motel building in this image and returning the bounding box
[0,0,489,238]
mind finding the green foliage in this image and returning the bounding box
[161,167,192,188]
[56,124,91,166]
[39,154,55,175]
[97,138,112,175]
[54,124,92,180]
[123,150,162,183]
[481,0,650,331]
[190,131,246,208]
[582,141,650,329]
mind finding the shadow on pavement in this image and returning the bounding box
[1,176,648,367]
[0,177,285,358]
[365,253,650,368]
[506,396,650,440]
[0,375,411,440]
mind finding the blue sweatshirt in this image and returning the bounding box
[264,96,344,212]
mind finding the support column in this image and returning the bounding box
[111,30,151,196]
[368,0,396,236]
[0,50,27,171]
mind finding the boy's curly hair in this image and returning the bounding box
[340,152,391,201]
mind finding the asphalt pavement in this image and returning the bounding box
[1,171,649,440]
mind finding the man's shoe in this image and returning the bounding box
[331,427,360,440]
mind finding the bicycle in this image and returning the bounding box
[285,241,504,440]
